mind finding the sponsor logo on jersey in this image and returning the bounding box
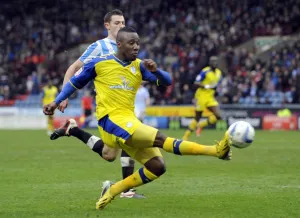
[109,76,135,91]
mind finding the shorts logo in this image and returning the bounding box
[126,122,133,128]
[130,66,136,74]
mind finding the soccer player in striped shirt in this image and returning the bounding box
[56,9,144,199]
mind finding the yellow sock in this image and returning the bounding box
[110,167,158,196]
[198,115,217,129]
[48,116,54,131]
[163,137,217,157]
[183,119,198,140]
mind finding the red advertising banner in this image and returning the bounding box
[263,115,298,130]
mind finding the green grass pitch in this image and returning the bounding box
[1,129,299,218]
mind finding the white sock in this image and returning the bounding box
[86,136,101,149]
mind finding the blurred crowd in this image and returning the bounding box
[1,0,300,105]
[219,40,300,105]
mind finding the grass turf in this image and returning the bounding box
[0,129,299,218]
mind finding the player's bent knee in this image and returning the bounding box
[102,146,118,162]
[144,156,166,177]
[153,131,167,148]
[102,153,116,162]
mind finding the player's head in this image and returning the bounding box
[47,80,53,87]
[209,56,218,69]
[104,9,125,40]
[116,26,140,61]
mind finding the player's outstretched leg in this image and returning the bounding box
[50,119,107,159]
[96,156,164,210]
[163,131,231,160]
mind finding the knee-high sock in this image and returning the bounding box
[183,119,198,140]
[198,114,217,129]
[163,137,217,157]
[120,150,135,192]
[110,167,158,196]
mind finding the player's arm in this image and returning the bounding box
[63,42,99,87]
[59,42,99,112]
[194,71,217,89]
[140,59,172,86]
[56,61,96,105]
[43,61,97,115]
[194,71,207,88]
[63,60,84,87]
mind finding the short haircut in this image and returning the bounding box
[104,9,123,23]
[116,26,137,41]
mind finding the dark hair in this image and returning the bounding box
[118,26,136,33]
[116,26,137,41]
[104,9,123,23]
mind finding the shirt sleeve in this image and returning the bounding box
[70,59,97,89]
[79,42,101,64]
[140,62,157,83]
[140,62,172,86]
[195,71,207,83]
[54,61,98,104]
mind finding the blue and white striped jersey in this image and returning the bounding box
[79,38,117,64]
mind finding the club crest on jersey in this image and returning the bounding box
[130,66,136,74]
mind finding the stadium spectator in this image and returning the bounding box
[1,0,300,105]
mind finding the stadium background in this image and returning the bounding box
[1,1,300,217]
[1,0,300,130]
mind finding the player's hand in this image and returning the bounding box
[43,102,58,115]
[58,99,68,113]
[143,59,157,72]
